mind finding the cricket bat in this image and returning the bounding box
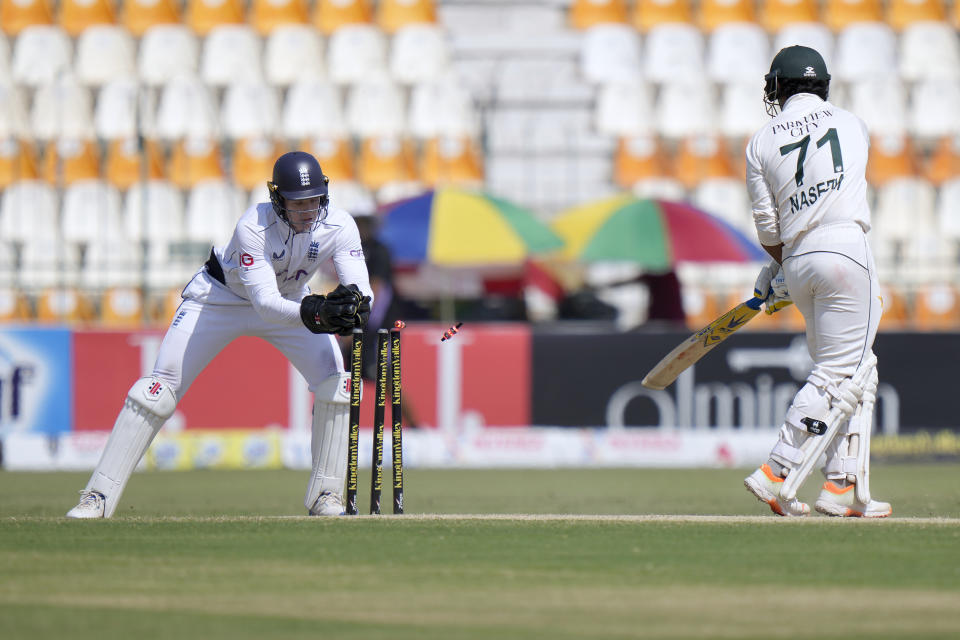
[641,297,764,390]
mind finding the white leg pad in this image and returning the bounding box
[304,372,351,512]
[854,364,879,503]
[87,377,177,517]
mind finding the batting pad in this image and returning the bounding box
[304,372,351,512]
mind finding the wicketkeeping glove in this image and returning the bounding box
[299,284,371,335]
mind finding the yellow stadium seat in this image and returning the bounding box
[0,287,32,321]
[123,0,180,37]
[632,0,692,32]
[877,284,909,330]
[682,285,722,331]
[0,139,39,189]
[912,284,960,330]
[699,0,756,32]
[1,0,53,35]
[887,0,944,31]
[419,136,483,187]
[251,0,308,35]
[169,137,224,189]
[100,286,144,326]
[313,0,372,35]
[377,0,436,33]
[866,135,917,188]
[614,136,671,188]
[673,136,735,189]
[105,138,165,191]
[300,137,355,182]
[232,138,285,191]
[569,0,628,30]
[760,0,819,32]
[154,286,183,326]
[186,0,245,36]
[36,286,95,324]
[59,0,115,37]
[924,136,960,187]
[43,139,101,186]
[357,136,415,190]
[824,0,883,32]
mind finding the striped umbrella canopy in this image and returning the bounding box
[551,195,766,271]
[377,188,565,267]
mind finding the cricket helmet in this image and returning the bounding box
[763,45,831,116]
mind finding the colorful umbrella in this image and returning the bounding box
[377,189,565,267]
[551,195,766,271]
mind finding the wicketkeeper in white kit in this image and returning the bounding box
[67,151,373,518]
[743,46,891,517]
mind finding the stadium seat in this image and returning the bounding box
[419,136,483,187]
[81,239,144,288]
[390,24,449,85]
[345,79,406,138]
[154,286,183,324]
[123,0,180,37]
[698,0,756,32]
[154,75,219,141]
[569,0,627,30]
[0,81,29,139]
[909,79,960,141]
[184,179,244,245]
[673,135,735,189]
[834,22,896,81]
[58,0,115,37]
[655,78,716,140]
[281,80,346,140]
[613,135,671,188]
[850,77,907,136]
[632,178,686,205]
[874,283,909,330]
[378,0,436,33]
[186,0,245,36]
[691,178,753,235]
[494,58,592,105]
[0,32,9,76]
[407,78,479,139]
[75,25,135,87]
[36,286,94,323]
[773,23,834,70]
[231,137,284,191]
[681,284,722,331]
[30,77,95,141]
[1,0,53,36]
[887,0,944,31]
[11,25,72,88]
[94,78,153,141]
[0,287,31,321]
[357,136,416,190]
[251,0,308,35]
[99,286,145,326]
[19,238,81,289]
[313,0,371,35]
[824,0,883,32]
[595,81,654,137]
[925,136,960,186]
[580,24,642,85]
[718,81,768,139]
[0,138,39,189]
[168,137,224,188]
[221,82,280,140]
[299,136,355,181]
[631,0,691,33]
[123,179,185,241]
[899,22,960,82]
[42,138,101,186]
[873,177,937,247]
[866,134,917,187]
[912,284,960,330]
[326,24,387,85]
[326,180,375,215]
[706,22,769,84]
[138,25,199,87]
[936,177,960,242]
[264,25,324,86]
[201,25,263,86]
[61,180,125,244]
[0,239,15,286]
[104,137,165,190]
[643,24,705,83]
[0,180,58,242]
[760,0,819,33]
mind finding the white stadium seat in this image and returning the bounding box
[12,26,72,88]
[834,22,897,82]
[0,34,10,80]
[221,82,280,139]
[95,78,157,141]
[631,177,687,201]
[0,181,58,242]
[773,23,834,71]
[328,180,376,215]
[643,24,704,83]
[909,78,960,140]
[594,80,654,137]
[691,178,754,235]
[155,74,220,141]
[30,76,95,141]
[75,25,136,87]
[201,25,263,87]
[327,25,388,85]
[138,25,199,87]
[487,108,612,154]
[718,81,768,139]
[494,58,593,105]
[850,77,907,136]
[20,238,82,289]
[0,239,15,287]
[82,239,145,289]
[655,77,716,140]
[937,178,960,242]
[61,180,125,243]
[390,24,450,85]
[345,79,406,138]
[407,77,479,139]
[124,180,185,241]
[706,22,769,84]
[0,81,29,139]
[899,21,960,82]
[580,24,643,85]
[281,80,346,139]
[185,179,244,245]
[264,25,325,86]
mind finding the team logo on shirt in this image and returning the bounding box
[272,249,286,261]
[299,167,311,186]
[350,249,364,258]
[241,253,254,267]
[308,241,320,262]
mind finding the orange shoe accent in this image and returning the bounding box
[760,463,783,483]
[822,480,855,495]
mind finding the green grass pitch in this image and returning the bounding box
[2,465,959,639]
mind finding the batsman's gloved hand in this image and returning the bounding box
[753,259,792,315]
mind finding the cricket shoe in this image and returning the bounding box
[814,481,892,518]
[744,464,810,517]
[66,490,106,519]
[309,491,345,516]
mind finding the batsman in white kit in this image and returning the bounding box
[67,151,373,518]
[742,46,891,517]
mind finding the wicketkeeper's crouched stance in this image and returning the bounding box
[742,46,891,518]
[67,151,373,518]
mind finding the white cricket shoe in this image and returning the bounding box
[815,481,892,518]
[66,490,106,519]
[309,491,345,516]
[744,464,810,517]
